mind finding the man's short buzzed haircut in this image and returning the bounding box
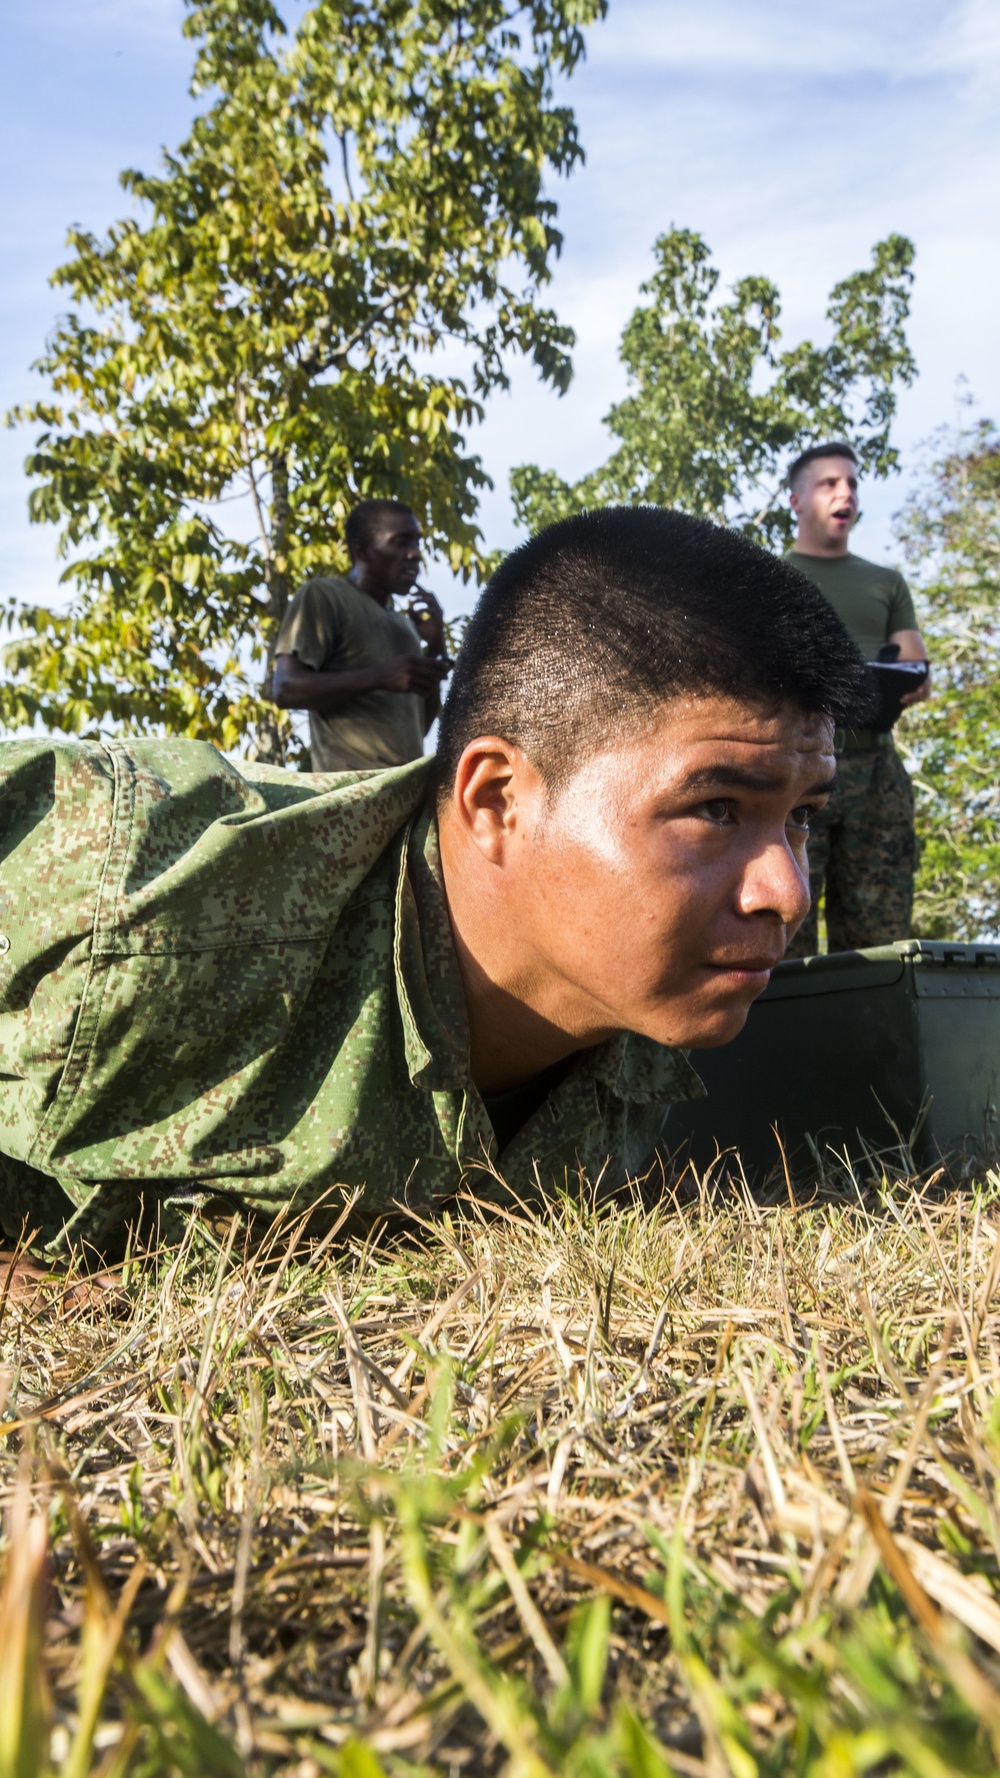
[435,506,874,795]
[345,499,417,561]
[787,441,858,490]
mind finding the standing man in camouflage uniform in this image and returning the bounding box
[272,499,451,772]
[785,442,930,957]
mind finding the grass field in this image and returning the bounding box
[3,1160,1000,1777]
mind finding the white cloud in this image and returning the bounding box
[583,0,1000,82]
[914,0,1000,76]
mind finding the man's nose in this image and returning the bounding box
[738,835,810,928]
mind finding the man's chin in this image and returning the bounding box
[679,998,757,1049]
[638,994,757,1052]
[684,1004,754,1049]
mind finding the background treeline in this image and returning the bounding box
[896,418,1000,938]
[3,0,608,761]
[3,0,998,937]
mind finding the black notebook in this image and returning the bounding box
[870,659,929,731]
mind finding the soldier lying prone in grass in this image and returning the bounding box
[0,506,873,1273]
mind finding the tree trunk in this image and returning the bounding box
[255,453,293,766]
[264,452,291,642]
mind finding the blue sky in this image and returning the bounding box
[2,0,998,624]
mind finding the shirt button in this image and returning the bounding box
[0,936,9,955]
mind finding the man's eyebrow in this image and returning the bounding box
[677,765,837,798]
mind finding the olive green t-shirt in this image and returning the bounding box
[786,551,918,661]
[275,574,427,772]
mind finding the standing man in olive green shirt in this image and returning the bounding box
[272,500,451,772]
[785,441,930,957]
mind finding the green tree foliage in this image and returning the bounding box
[511,227,916,548]
[895,417,1000,939]
[4,0,605,758]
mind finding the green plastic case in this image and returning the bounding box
[667,940,1000,1178]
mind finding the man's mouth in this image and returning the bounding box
[708,956,780,980]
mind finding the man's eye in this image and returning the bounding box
[698,799,734,823]
[788,805,814,831]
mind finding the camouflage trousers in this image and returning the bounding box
[786,740,916,958]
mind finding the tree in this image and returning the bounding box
[4,0,605,760]
[510,227,916,549]
[894,416,1000,939]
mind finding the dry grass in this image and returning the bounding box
[3,1162,1000,1776]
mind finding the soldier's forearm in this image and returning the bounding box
[888,628,928,663]
[272,658,385,714]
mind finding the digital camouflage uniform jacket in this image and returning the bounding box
[0,740,704,1252]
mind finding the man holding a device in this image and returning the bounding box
[272,499,451,772]
[785,441,930,957]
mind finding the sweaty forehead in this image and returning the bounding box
[638,703,836,806]
[543,697,836,810]
[648,693,834,749]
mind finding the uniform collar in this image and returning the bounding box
[393,805,469,1092]
[585,1029,705,1105]
[392,811,705,1108]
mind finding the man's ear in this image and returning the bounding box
[448,737,542,865]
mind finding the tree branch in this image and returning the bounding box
[745,480,786,530]
[338,130,356,204]
[235,375,273,582]
[298,282,419,377]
